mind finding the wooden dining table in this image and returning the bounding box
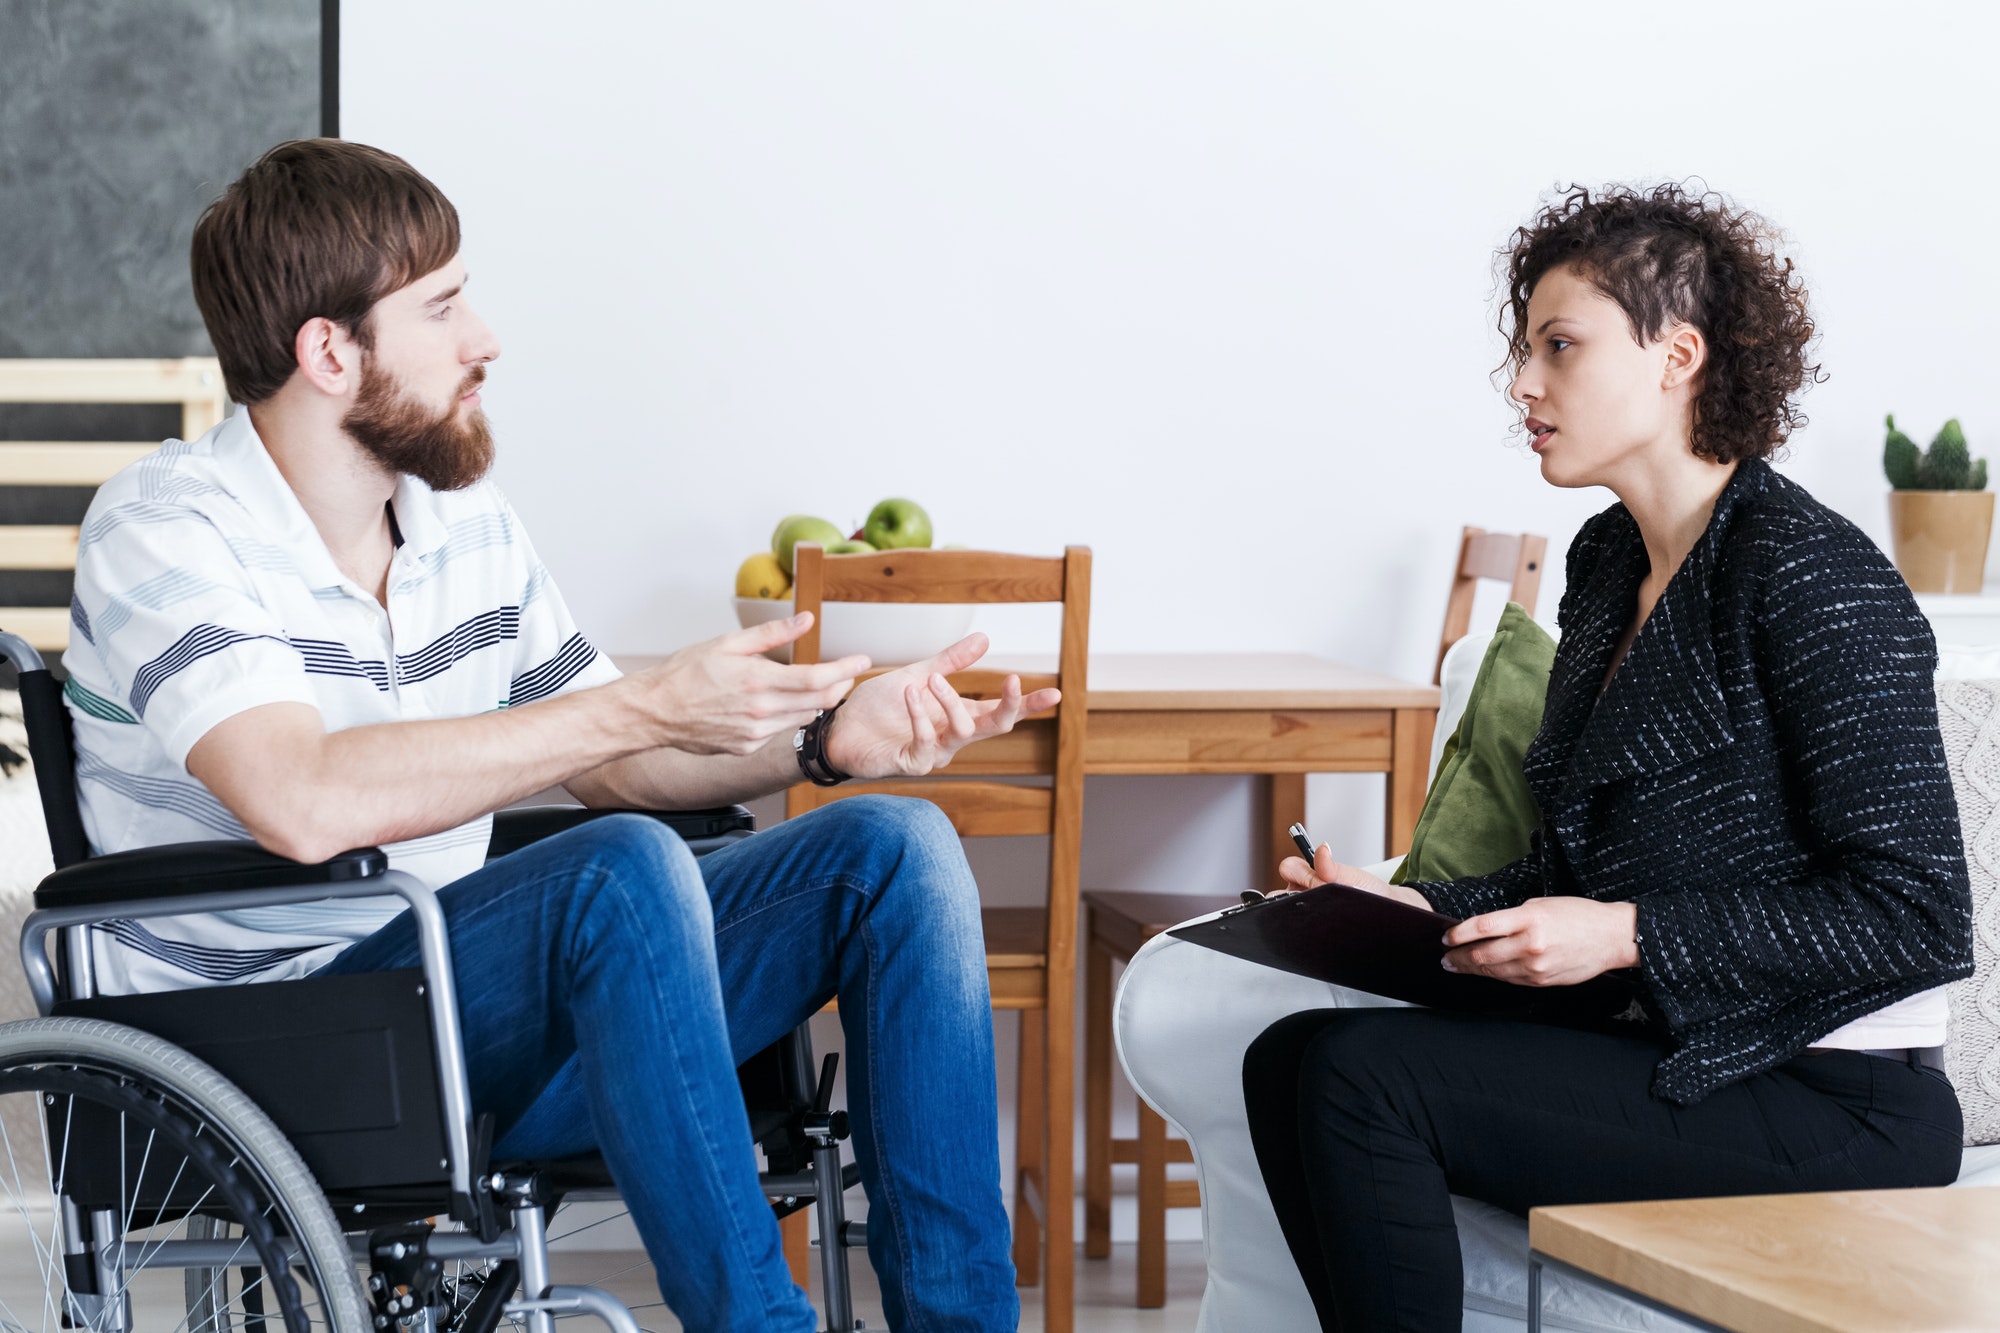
[961,651,1441,866]
[615,648,1440,866]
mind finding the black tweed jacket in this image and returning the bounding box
[1415,459,1976,1104]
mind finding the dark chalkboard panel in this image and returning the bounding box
[0,0,322,360]
[0,0,324,615]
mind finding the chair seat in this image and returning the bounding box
[982,906,1048,968]
[1085,890,1244,960]
[982,906,1053,1008]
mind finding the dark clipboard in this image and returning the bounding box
[1166,883,1638,1018]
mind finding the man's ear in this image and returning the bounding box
[292,316,363,397]
[1662,323,1706,392]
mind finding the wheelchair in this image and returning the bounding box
[0,631,867,1333]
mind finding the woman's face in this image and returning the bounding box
[1508,265,1694,490]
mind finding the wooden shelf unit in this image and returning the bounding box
[0,358,228,654]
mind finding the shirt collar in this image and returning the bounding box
[389,471,450,560]
[209,410,453,590]
[210,410,346,590]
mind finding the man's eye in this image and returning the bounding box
[431,305,452,320]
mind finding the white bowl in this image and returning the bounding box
[733,597,976,666]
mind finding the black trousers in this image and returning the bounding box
[1242,1008,1963,1333]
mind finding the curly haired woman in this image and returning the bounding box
[1241,184,1976,1332]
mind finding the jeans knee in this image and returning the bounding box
[813,793,982,948]
[572,813,710,936]
[819,791,957,850]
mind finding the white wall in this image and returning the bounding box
[345,0,2000,1244]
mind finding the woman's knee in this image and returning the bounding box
[1245,1008,1431,1116]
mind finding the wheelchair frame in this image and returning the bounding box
[0,630,868,1333]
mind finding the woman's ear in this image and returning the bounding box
[293,316,362,397]
[1662,323,1706,392]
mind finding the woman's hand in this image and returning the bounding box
[1277,844,1435,912]
[824,632,1061,780]
[1441,898,1639,987]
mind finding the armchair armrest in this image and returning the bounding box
[33,841,388,910]
[487,805,756,860]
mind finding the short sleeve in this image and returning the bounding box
[499,495,621,708]
[69,506,317,768]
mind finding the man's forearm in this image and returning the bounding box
[565,732,801,811]
[190,681,663,862]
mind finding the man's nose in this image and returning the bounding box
[464,308,501,366]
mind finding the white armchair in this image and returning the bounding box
[1114,634,2000,1333]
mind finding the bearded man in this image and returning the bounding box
[63,139,1036,1333]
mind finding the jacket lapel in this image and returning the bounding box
[1539,462,1769,808]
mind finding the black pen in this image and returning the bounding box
[1243,822,1325,906]
[1289,821,1318,866]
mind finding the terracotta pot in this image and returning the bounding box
[1887,490,1995,593]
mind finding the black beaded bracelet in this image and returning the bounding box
[794,700,852,787]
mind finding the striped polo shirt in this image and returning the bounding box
[64,410,619,994]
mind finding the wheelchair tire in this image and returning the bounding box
[0,1016,370,1333]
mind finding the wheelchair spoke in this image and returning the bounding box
[542,1210,630,1247]
[169,1219,252,1333]
[0,1093,64,1327]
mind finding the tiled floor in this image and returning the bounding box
[0,1239,1207,1333]
[541,1243,1208,1332]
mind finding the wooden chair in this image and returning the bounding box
[1435,525,1547,683]
[0,359,229,652]
[786,541,1091,1333]
[1080,521,1548,1308]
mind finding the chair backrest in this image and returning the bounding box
[788,543,1091,973]
[0,358,229,653]
[0,632,90,868]
[1435,525,1547,684]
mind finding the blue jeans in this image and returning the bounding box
[316,795,1017,1333]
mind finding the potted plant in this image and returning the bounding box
[1884,415,1993,593]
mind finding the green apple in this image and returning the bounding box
[773,515,845,575]
[826,539,877,555]
[770,514,807,554]
[863,498,933,550]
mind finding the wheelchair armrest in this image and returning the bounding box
[486,805,757,861]
[33,840,388,910]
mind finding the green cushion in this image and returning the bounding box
[1390,602,1556,885]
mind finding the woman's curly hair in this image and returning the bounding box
[1498,183,1824,464]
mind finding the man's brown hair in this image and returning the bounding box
[190,139,460,405]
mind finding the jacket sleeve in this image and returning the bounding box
[1414,850,1543,920]
[1632,520,1975,1035]
[1402,511,1618,920]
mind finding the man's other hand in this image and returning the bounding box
[630,612,869,756]
[824,632,1061,780]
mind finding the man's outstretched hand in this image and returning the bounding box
[630,612,870,756]
[825,632,1061,780]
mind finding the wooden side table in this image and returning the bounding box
[1528,1187,2000,1332]
[1082,890,1242,1307]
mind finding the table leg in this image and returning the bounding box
[1136,1098,1167,1309]
[1527,1256,1542,1333]
[1386,708,1435,856]
[1268,773,1307,882]
[1084,932,1113,1260]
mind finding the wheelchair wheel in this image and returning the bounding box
[0,1017,369,1333]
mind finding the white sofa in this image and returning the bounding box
[1115,633,2000,1333]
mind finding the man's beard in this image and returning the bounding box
[342,358,495,492]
